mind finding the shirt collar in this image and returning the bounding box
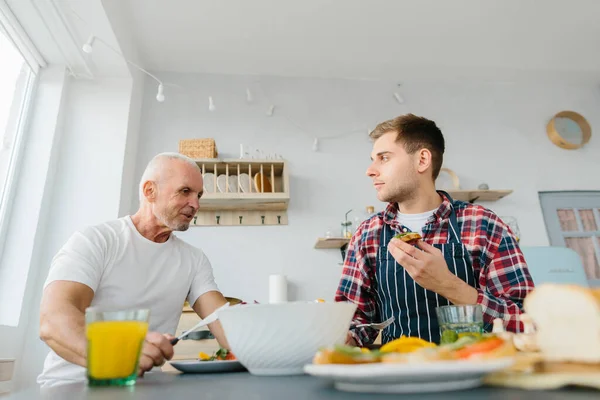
[383,191,454,229]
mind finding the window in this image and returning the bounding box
[0,28,36,254]
[540,191,600,285]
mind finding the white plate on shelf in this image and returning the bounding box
[304,357,514,394]
[169,359,246,374]
[228,175,239,193]
[216,174,228,193]
[203,173,215,193]
[238,173,252,193]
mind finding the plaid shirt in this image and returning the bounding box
[335,192,535,346]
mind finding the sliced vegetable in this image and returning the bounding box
[454,337,504,359]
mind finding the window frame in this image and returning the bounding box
[539,190,600,285]
[0,3,43,260]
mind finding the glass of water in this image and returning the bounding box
[436,304,483,344]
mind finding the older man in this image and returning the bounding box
[38,153,229,387]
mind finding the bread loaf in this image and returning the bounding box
[524,284,600,363]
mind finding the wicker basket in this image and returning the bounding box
[179,138,218,159]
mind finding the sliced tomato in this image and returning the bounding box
[454,337,504,359]
[224,352,236,360]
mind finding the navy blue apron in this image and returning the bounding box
[375,193,477,344]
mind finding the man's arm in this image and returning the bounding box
[39,280,175,375]
[477,232,535,332]
[192,290,230,350]
[39,281,93,367]
[335,229,379,347]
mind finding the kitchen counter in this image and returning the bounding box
[4,371,598,400]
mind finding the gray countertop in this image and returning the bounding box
[5,372,598,400]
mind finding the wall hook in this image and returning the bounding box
[277,215,281,224]
[261,215,265,225]
[239,215,243,224]
[216,215,220,225]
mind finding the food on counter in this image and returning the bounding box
[198,348,236,361]
[524,284,600,364]
[394,232,422,244]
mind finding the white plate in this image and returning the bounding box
[228,175,239,193]
[304,357,514,394]
[238,173,252,193]
[203,173,215,193]
[216,174,228,193]
[169,359,246,374]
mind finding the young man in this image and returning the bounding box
[335,114,535,346]
[38,153,230,387]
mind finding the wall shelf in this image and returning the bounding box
[314,237,351,261]
[192,158,290,226]
[447,189,512,203]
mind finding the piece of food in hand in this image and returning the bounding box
[313,345,381,364]
[394,232,422,244]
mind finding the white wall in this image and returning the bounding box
[134,73,600,304]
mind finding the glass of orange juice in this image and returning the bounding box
[85,308,149,386]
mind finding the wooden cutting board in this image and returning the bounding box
[485,357,600,390]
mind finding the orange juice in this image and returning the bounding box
[86,321,148,382]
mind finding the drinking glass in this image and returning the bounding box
[436,304,483,344]
[85,308,149,386]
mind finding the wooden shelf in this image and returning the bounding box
[447,190,512,203]
[314,237,350,249]
[198,193,288,211]
[315,237,351,261]
[192,158,290,225]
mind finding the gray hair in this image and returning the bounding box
[138,152,200,201]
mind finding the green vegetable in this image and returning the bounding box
[440,335,478,351]
[441,329,458,344]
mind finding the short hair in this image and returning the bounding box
[369,114,445,180]
[138,152,200,201]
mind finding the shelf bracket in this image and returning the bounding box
[340,244,348,262]
[468,196,480,204]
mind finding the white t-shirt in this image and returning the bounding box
[396,208,437,235]
[37,216,219,388]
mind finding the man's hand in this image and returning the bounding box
[387,238,455,292]
[387,238,478,304]
[138,332,175,376]
[345,331,358,347]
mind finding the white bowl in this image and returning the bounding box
[218,301,357,376]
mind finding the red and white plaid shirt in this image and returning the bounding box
[335,192,535,346]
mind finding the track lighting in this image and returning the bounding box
[156,84,165,102]
[82,35,95,54]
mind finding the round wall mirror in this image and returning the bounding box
[546,111,591,150]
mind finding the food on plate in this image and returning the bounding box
[198,348,236,361]
[380,335,437,353]
[382,335,516,363]
[524,284,600,365]
[312,333,517,366]
[313,345,381,365]
[393,232,422,244]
